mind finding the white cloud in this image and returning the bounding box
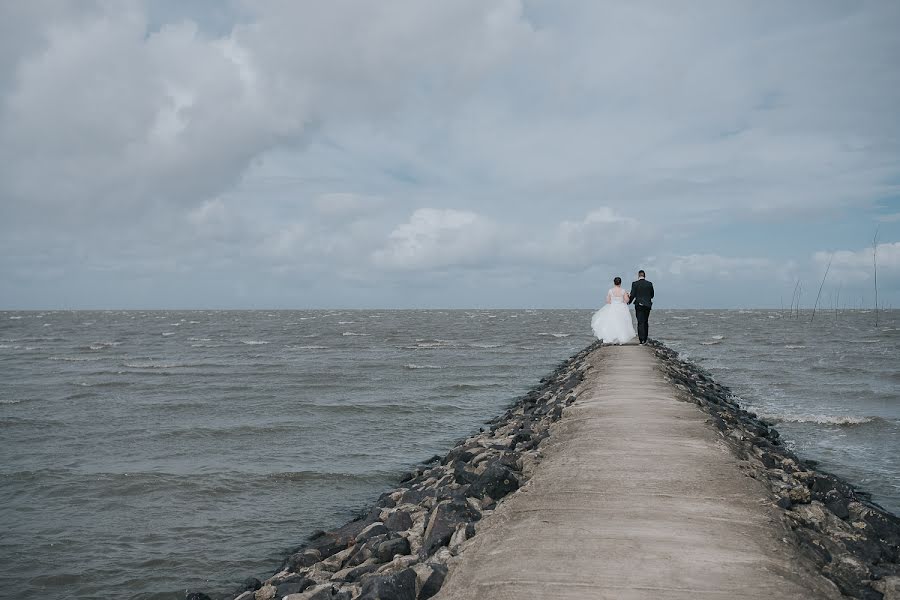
[815,242,900,283]
[664,254,780,280]
[372,208,497,270]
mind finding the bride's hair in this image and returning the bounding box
[613,276,622,285]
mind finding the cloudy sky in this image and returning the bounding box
[1,1,898,309]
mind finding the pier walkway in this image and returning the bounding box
[435,344,841,599]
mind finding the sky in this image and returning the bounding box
[1,1,899,309]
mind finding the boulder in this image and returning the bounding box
[469,461,519,500]
[275,578,315,597]
[419,564,448,599]
[374,537,411,563]
[422,498,481,556]
[384,510,413,532]
[254,585,277,600]
[358,568,417,600]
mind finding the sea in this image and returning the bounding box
[0,309,897,599]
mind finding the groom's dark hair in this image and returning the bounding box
[638,270,646,277]
[614,276,621,285]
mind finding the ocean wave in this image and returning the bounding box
[469,343,503,348]
[711,335,724,340]
[337,321,355,325]
[287,345,329,350]
[537,332,571,338]
[49,356,103,362]
[123,360,203,369]
[341,332,370,336]
[0,398,22,404]
[403,364,442,370]
[240,339,270,345]
[87,341,122,351]
[784,345,807,349]
[760,412,877,426]
[699,341,722,346]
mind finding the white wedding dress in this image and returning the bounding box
[591,287,636,344]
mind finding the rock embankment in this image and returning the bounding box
[651,342,900,599]
[188,342,600,600]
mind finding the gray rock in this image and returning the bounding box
[419,564,448,599]
[422,498,481,556]
[374,537,411,563]
[275,578,315,596]
[384,510,413,532]
[356,522,390,543]
[469,460,519,500]
[358,568,417,600]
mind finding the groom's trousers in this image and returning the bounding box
[635,305,651,342]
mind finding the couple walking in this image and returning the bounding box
[590,270,654,345]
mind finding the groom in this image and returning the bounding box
[628,269,654,344]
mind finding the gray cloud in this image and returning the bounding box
[1,1,898,308]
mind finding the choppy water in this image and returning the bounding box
[0,309,897,599]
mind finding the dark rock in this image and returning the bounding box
[397,488,434,505]
[776,496,792,510]
[359,568,417,600]
[185,593,212,600]
[241,577,262,591]
[423,498,481,555]
[399,471,415,483]
[823,490,850,520]
[356,522,390,543]
[286,549,322,570]
[384,510,413,532]
[275,578,315,596]
[342,561,381,582]
[310,515,378,559]
[419,564,448,599]
[374,536,411,562]
[302,584,349,600]
[377,492,397,509]
[469,461,519,501]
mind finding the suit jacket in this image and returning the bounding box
[628,278,654,309]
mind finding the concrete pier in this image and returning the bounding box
[434,344,842,599]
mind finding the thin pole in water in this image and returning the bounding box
[873,227,879,327]
[810,254,832,323]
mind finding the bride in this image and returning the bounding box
[591,276,636,344]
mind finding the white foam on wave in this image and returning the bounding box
[784,345,807,349]
[49,355,103,362]
[161,332,176,337]
[89,341,121,350]
[338,321,355,325]
[760,412,875,426]
[470,342,503,348]
[342,332,370,336]
[8,316,22,320]
[404,364,442,369]
[241,340,270,345]
[699,340,722,346]
[711,335,724,340]
[537,332,570,338]
[123,360,184,369]
[289,345,329,350]
[672,316,692,320]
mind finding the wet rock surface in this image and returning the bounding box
[651,341,900,599]
[189,343,599,600]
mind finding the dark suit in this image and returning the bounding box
[628,278,654,343]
